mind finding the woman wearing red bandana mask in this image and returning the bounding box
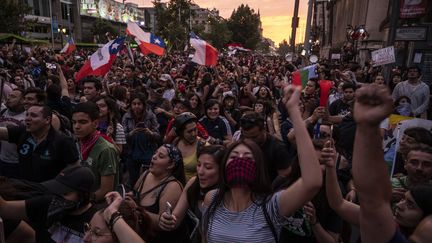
[202,85,323,243]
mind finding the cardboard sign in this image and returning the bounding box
[371,46,396,67]
[331,54,341,60]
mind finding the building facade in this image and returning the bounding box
[313,0,432,82]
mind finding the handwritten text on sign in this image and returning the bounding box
[371,46,396,67]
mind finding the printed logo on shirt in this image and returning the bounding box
[40,150,52,160]
[19,144,31,155]
[83,157,93,167]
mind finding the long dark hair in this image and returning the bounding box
[186,145,226,208]
[186,92,203,117]
[97,201,154,242]
[129,92,147,122]
[95,96,120,139]
[203,139,271,238]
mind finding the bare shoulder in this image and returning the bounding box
[203,189,218,207]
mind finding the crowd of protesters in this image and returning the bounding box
[0,39,431,243]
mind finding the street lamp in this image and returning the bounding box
[345,25,369,61]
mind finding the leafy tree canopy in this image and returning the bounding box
[227,4,261,50]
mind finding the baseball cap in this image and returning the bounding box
[41,165,96,195]
[159,74,172,82]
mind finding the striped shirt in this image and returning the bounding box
[204,191,287,243]
[114,123,127,145]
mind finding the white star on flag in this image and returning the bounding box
[154,39,160,44]
[112,43,120,50]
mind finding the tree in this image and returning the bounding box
[91,18,119,43]
[277,39,290,56]
[227,4,261,50]
[201,16,232,50]
[0,0,32,34]
[154,0,195,51]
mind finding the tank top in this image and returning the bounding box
[136,172,189,243]
[183,150,198,181]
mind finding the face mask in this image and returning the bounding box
[396,103,411,116]
[46,196,79,225]
[225,157,256,188]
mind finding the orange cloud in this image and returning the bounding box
[132,0,308,46]
[261,15,307,46]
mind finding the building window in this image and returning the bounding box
[61,3,74,22]
[33,0,40,15]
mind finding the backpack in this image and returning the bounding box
[52,110,73,137]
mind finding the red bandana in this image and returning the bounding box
[80,131,102,161]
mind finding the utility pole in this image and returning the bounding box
[384,0,401,83]
[303,0,315,56]
[49,0,54,49]
[290,0,300,52]
[67,3,72,38]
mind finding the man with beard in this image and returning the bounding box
[0,88,26,177]
[392,145,432,204]
[147,82,172,136]
[392,66,429,118]
[329,82,356,124]
[0,105,79,181]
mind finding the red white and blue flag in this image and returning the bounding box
[126,21,166,56]
[60,37,76,55]
[189,32,218,66]
[75,37,125,81]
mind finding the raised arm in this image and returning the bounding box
[0,196,28,221]
[57,64,69,97]
[323,143,359,226]
[104,192,145,243]
[159,177,196,231]
[0,127,9,141]
[278,85,322,217]
[352,84,395,243]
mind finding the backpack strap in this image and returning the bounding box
[0,108,7,116]
[261,200,279,243]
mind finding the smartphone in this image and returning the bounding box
[166,202,172,215]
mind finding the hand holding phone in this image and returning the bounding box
[166,202,172,215]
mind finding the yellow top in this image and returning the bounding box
[183,150,198,181]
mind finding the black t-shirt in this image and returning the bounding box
[279,187,342,243]
[261,135,292,181]
[147,98,171,136]
[8,126,79,182]
[329,99,351,117]
[199,116,231,141]
[26,195,97,243]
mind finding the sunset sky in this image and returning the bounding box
[134,0,308,46]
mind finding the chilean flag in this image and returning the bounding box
[60,37,76,55]
[189,32,218,66]
[75,37,125,82]
[126,21,165,56]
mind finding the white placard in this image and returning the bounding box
[371,46,396,67]
[413,53,422,63]
[331,53,340,60]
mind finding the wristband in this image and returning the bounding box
[108,211,121,230]
[111,215,123,230]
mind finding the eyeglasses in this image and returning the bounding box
[84,223,112,241]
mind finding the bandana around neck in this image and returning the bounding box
[80,131,101,161]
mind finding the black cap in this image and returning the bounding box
[41,165,96,195]
[173,112,197,135]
